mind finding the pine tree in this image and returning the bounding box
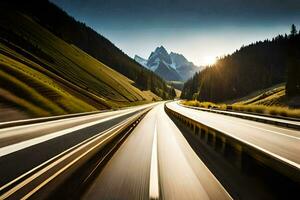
[181,25,300,102]
[290,24,297,36]
[286,24,300,98]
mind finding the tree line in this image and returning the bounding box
[5,0,176,99]
[181,24,300,103]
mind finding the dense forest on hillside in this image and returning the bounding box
[181,25,300,103]
[0,9,158,119]
[4,0,175,99]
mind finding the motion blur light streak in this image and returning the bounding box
[149,122,159,200]
[0,1,299,199]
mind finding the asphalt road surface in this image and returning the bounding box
[83,104,231,200]
[166,102,300,170]
[2,101,298,200]
[0,103,155,188]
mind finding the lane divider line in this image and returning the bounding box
[167,104,300,170]
[0,123,118,192]
[0,102,158,130]
[0,112,144,199]
[0,110,139,157]
[20,125,126,200]
[177,104,300,140]
[149,122,159,200]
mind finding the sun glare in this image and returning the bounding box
[202,56,217,66]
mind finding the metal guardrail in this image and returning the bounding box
[165,104,300,184]
[180,103,300,130]
[0,108,150,199]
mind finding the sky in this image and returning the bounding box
[50,0,300,66]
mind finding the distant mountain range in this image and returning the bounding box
[0,0,176,121]
[135,46,201,81]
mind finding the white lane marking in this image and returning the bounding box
[149,122,159,200]
[167,103,300,169]
[1,116,131,200]
[0,107,138,134]
[0,102,156,134]
[190,108,300,140]
[163,110,233,199]
[173,103,300,140]
[0,112,110,133]
[0,109,138,157]
[177,103,300,140]
[179,101,300,126]
[235,121,300,140]
[0,112,118,140]
[0,123,116,192]
[0,111,102,127]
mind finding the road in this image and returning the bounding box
[166,102,300,169]
[1,101,299,199]
[83,104,231,200]
[0,103,155,191]
[182,104,300,129]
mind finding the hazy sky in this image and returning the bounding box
[50,0,300,66]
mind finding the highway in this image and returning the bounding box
[83,104,231,200]
[0,103,156,199]
[0,101,299,199]
[181,104,300,129]
[166,102,300,170]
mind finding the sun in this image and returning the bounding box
[202,56,217,66]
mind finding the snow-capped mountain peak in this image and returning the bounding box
[134,55,148,68]
[147,45,172,69]
[154,46,169,56]
[134,46,202,81]
[170,52,190,69]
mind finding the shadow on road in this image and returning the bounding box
[167,112,300,200]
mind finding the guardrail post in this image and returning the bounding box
[212,131,216,149]
[200,127,204,139]
[207,129,215,148]
[235,144,243,170]
[165,104,300,184]
[220,137,226,154]
[224,143,243,169]
[195,126,199,136]
[204,127,209,143]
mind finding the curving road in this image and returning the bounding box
[166,102,300,169]
[1,101,299,199]
[0,103,156,190]
[83,104,231,200]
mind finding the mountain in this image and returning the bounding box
[2,0,175,102]
[181,29,300,103]
[134,55,148,68]
[0,1,175,120]
[135,46,200,81]
[147,46,172,70]
[155,61,182,81]
[170,52,202,81]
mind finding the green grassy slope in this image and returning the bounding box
[234,85,286,106]
[234,84,300,108]
[0,11,152,119]
[228,83,285,105]
[182,84,300,118]
[181,29,300,103]
[5,0,175,100]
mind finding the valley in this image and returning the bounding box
[0,1,299,200]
